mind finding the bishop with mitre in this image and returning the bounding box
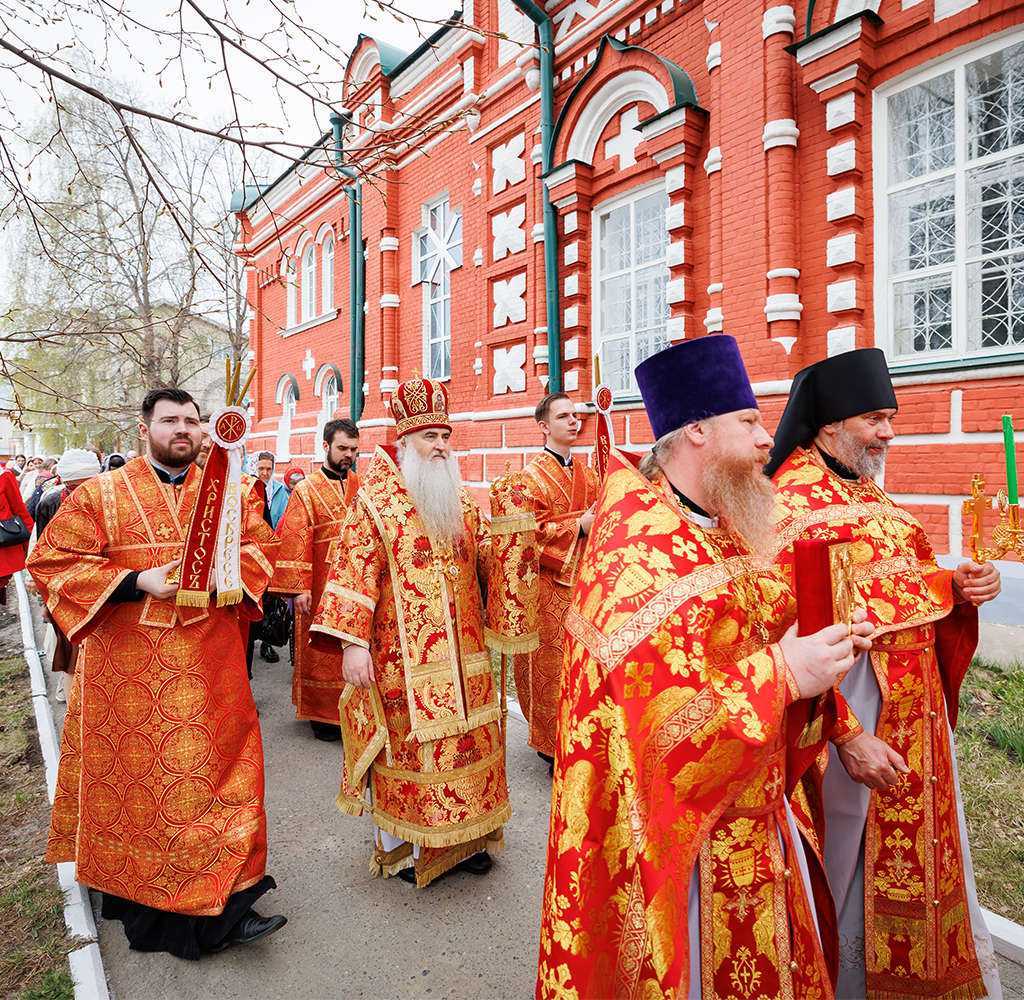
[310,378,510,888]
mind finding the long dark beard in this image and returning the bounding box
[702,455,777,557]
[829,427,887,479]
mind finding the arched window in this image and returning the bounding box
[322,373,339,419]
[593,184,669,396]
[276,382,297,461]
[301,243,316,322]
[284,255,298,328]
[414,197,462,380]
[322,234,335,312]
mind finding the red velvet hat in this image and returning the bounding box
[391,377,451,438]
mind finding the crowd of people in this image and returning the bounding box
[5,337,1008,998]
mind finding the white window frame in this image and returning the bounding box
[315,369,339,442]
[874,27,1024,368]
[412,193,462,382]
[301,242,317,322]
[322,232,335,312]
[322,373,338,418]
[283,255,298,329]
[276,383,297,462]
[590,181,670,399]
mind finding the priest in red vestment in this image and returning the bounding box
[311,378,510,888]
[767,348,1003,999]
[28,387,285,960]
[538,337,873,1000]
[514,391,599,767]
[269,417,360,741]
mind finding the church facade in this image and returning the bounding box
[234,0,1024,567]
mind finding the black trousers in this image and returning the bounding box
[100,875,274,960]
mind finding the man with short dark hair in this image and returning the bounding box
[270,417,361,740]
[255,451,288,529]
[28,386,286,960]
[512,392,598,767]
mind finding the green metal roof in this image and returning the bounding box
[552,35,702,160]
[382,10,463,80]
[232,131,332,215]
[232,10,466,217]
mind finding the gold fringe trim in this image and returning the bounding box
[869,978,987,1000]
[370,842,413,879]
[489,514,537,535]
[410,703,502,744]
[413,829,505,888]
[216,588,243,607]
[368,802,511,851]
[176,588,210,608]
[335,790,366,817]
[485,629,539,655]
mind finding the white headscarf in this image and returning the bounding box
[56,448,101,483]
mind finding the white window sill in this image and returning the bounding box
[280,309,338,338]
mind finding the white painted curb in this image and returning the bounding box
[14,572,110,1000]
[507,697,527,726]
[983,906,1024,965]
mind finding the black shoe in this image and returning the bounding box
[260,643,280,663]
[209,910,287,953]
[310,721,342,742]
[396,866,417,885]
[537,751,555,777]
[454,851,493,876]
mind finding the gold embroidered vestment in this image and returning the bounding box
[310,447,510,886]
[28,458,278,916]
[537,452,832,1000]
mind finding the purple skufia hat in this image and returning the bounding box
[634,335,758,440]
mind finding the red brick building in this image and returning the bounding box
[234,0,1024,582]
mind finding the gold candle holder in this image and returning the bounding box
[962,474,1023,562]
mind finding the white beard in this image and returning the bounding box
[399,444,465,541]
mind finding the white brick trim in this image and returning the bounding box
[826,91,856,130]
[765,293,803,322]
[763,5,797,37]
[827,138,857,175]
[827,278,857,312]
[763,119,800,150]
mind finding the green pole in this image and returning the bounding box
[330,112,364,423]
[513,1,561,392]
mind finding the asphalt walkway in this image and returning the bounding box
[91,654,550,1000]
[39,626,1023,999]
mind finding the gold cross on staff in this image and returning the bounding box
[962,474,990,562]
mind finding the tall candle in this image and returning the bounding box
[1004,414,1019,505]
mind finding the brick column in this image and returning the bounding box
[762,4,801,353]
[637,106,708,343]
[379,227,400,396]
[543,161,594,396]
[790,12,880,355]
[704,23,724,333]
